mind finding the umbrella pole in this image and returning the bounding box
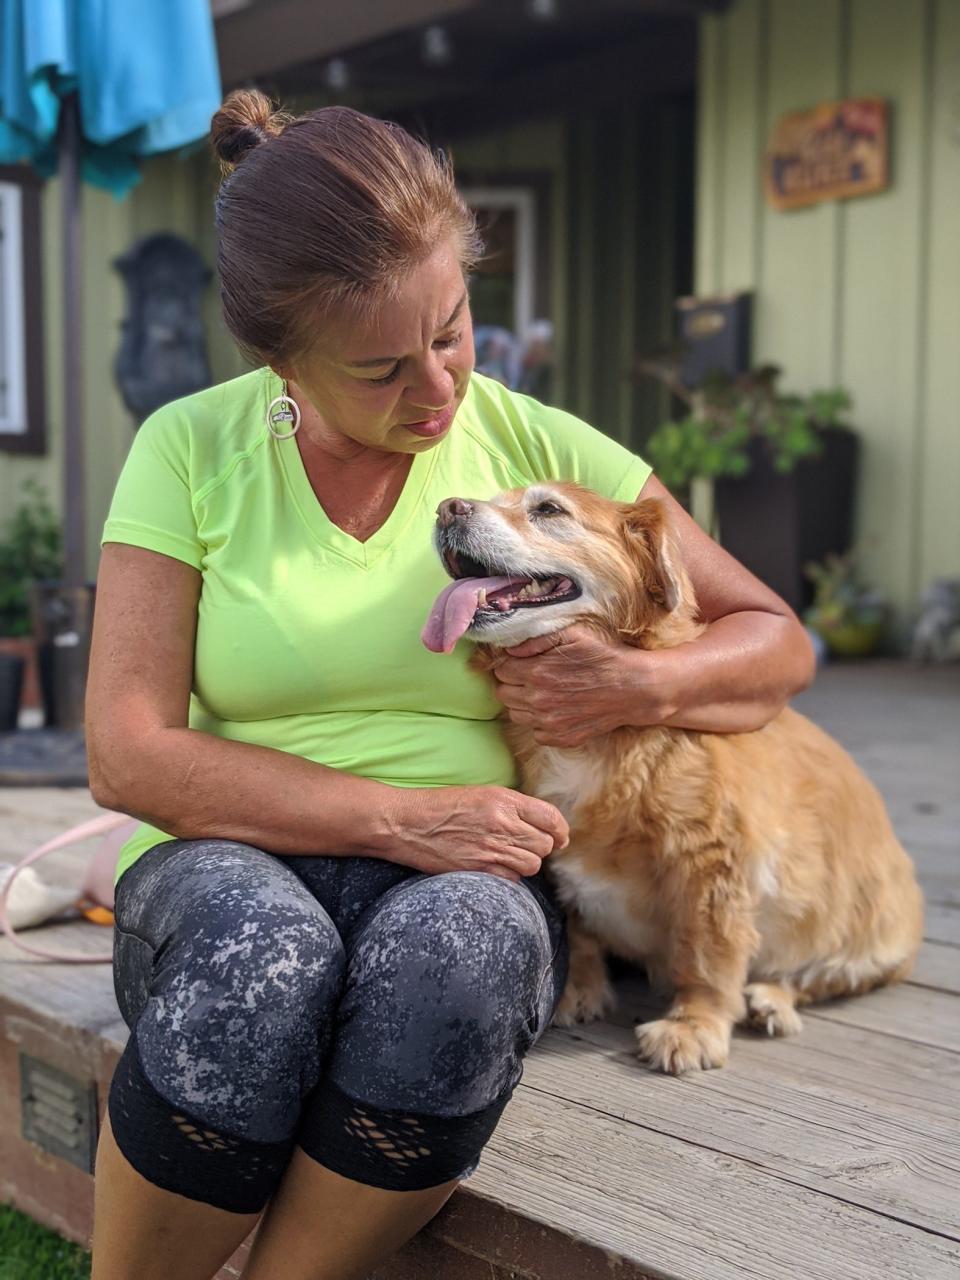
[60,91,84,590]
[31,91,93,732]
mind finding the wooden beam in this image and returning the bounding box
[216,0,478,87]
[398,26,696,143]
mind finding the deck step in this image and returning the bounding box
[0,916,645,1280]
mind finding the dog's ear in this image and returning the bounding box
[620,499,683,613]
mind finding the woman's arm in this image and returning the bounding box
[490,474,816,745]
[86,544,566,875]
[630,473,816,730]
[86,543,404,855]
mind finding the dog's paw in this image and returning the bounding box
[743,983,803,1038]
[552,975,615,1027]
[634,1017,730,1074]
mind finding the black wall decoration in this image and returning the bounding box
[113,233,212,424]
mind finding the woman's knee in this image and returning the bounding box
[359,870,553,998]
[331,872,563,1113]
[115,840,347,1141]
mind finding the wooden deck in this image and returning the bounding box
[1,660,958,1278]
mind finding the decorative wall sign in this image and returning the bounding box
[765,98,888,211]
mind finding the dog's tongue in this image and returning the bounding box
[422,576,528,653]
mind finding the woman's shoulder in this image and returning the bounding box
[462,372,610,473]
[133,367,272,487]
[461,372,568,466]
[460,371,650,498]
[463,370,553,430]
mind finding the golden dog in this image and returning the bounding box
[422,482,924,1074]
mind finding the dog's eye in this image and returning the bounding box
[531,500,566,518]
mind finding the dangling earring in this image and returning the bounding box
[266,380,301,440]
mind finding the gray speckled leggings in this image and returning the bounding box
[108,838,568,1213]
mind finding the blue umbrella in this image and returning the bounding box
[0,0,221,586]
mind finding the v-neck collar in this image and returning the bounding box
[263,368,441,568]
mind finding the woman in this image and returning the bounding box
[87,91,813,1280]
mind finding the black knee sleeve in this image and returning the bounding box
[108,1033,295,1214]
[294,1079,509,1191]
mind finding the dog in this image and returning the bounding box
[422,482,924,1074]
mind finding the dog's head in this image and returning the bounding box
[421,482,698,653]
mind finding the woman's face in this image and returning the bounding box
[281,238,475,455]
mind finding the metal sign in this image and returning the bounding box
[765,98,888,211]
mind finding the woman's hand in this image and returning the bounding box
[386,785,569,882]
[490,624,675,748]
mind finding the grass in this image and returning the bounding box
[0,1203,90,1280]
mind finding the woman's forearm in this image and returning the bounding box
[627,611,816,734]
[88,724,408,856]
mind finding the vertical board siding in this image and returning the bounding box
[719,0,764,293]
[634,99,693,451]
[696,0,958,613]
[616,107,639,447]
[82,183,133,574]
[591,107,631,443]
[757,0,844,388]
[569,114,598,423]
[841,0,927,607]
[633,107,670,444]
[569,100,694,454]
[695,15,724,294]
[919,0,960,584]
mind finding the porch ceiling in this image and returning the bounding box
[214,1,727,131]
[214,0,477,86]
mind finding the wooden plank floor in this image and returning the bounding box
[1,661,958,1279]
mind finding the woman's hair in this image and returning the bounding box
[209,89,482,368]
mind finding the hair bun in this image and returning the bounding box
[210,89,291,175]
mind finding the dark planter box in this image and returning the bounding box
[713,427,858,613]
[0,636,42,710]
[0,652,25,731]
[28,581,97,732]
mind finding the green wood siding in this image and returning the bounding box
[0,149,240,576]
[563,100,694,456]
[696,0,960,612]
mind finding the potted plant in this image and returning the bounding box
[804,552,888,657]
[637,359,857,612]
[0,481,63,729]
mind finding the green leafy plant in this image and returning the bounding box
[0,481,63,636]
[636,358,852,501]
[803,551,888,656]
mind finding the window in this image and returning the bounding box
[461,186,537,337]
[0,167,45,453]
[460,176,554,399]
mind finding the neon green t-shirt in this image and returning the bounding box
[102,367,651,887]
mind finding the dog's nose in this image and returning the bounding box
[437,497,474,528]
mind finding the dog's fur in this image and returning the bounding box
[436,482,924,1073]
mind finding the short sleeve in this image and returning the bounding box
[466,376,652,502]
[101,403,205,569]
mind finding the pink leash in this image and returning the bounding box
[0,812,134,962]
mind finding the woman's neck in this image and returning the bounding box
[287,381,379,464]
[296,424,414,542]
[284,377,416,540]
